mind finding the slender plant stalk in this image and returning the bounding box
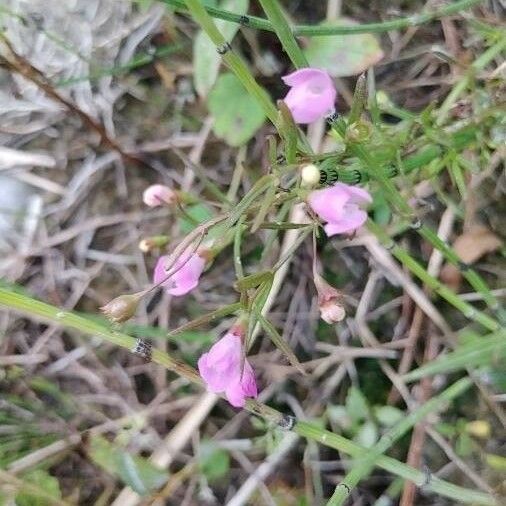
[326,377,473,505]
[257,0,308,69]
[0,287,497,505]
[366,219,500,332]
[163,0,483,36]
[183,0,278,123]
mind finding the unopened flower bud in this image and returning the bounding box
[143,184,177,207]
[313,272,346,324]
[301,164,321,187]
[100,293,141,323]
[138,235,170,253]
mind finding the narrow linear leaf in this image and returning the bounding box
[255,312,305,375]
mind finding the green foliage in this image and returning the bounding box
[89,436,168,495]
[208,73,266,146]
[16,470,61,506]
[199,441,231,481]
[373,406,404,427]
[345,386,369,423]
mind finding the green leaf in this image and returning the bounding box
[193,0,249,97]
[199,441,230,481]
[89,436,168,495]
[303,19,384,77]
[355,421,378,448]
[327,405,352,430]
[345,387,369,424]
[16,470,61,506]
[208,73,266,146]
[178,203,214,234]
[374,406,404,427]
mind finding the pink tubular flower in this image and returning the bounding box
[143,184,176,207]
[282,68,336,124]
[153,249,206,296]
[308,183,372,236]
[198,329,258,408]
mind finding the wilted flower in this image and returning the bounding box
[282,68,336,124]
[143,184,177,207]
[308,183,372,236]
[198,327,258,408]
[313,272,345,324]
[100,293,141,323]
[153,248,206,296]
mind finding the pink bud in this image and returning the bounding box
[308,183,372,236]
[282,68,337,124]
[143,184,177,207]
[153,249,206,296]
[198,328,258,408]
[313,273,346,324]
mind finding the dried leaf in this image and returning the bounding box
[441,225,502,289]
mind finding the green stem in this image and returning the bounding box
[0,287,497,506]
[163,0,483,36]
[257,0,308,69]
[183,0,277,123]
[326,377,472,505]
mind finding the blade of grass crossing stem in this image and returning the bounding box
[366,219,500,332]
[326,377,473,505]
[162,0,483,36]
[294,421,496,505]
[0,287,497,505]
[258,0,308,68]
[183,0,278,123]
[403,330,506,382]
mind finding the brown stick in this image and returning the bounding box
[399,329,439,506]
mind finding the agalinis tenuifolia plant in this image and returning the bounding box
[101,68,373,408]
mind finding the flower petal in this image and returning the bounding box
[308,185,350,223]
[323,208,368,236]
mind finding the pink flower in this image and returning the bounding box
[153,249,206,296]
[198,329,258,408]
[308,183,372,236]
[143,184,176,207]
[282,68,336,124]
